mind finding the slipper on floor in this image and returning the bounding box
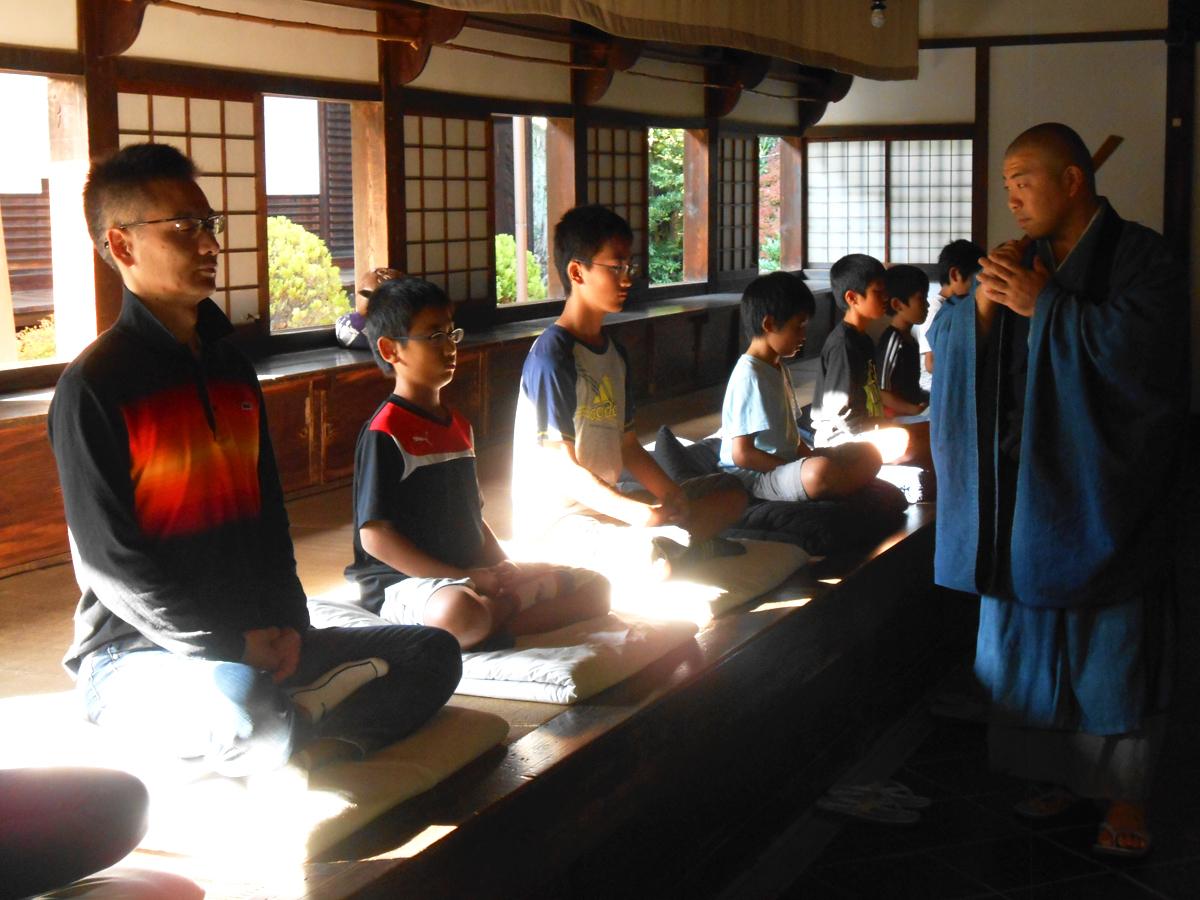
[1093,822,1153,859]
[1013,786,1081,820]
[816,791,921,825]
[828,780,932,810]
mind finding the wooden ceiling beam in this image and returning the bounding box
[379,4,467,86]
[570,24,643,106]
[97,0,155,57]
[705,49,770,118]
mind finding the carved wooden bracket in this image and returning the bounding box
[379,4,467,86]
[570,27,643,106]
[705,50,770,118]
[91,0,154,58]
[792,70,853,131]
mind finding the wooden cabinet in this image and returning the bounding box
[651,312,701,397]
[479,338,533,443]
[0,422,69,570]
[261,377,315,494]
[319,366,394,483]
[442,349,484,438]
[0,300,739,575]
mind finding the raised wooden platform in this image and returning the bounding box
[294,506,973,899]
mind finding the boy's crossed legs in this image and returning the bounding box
[77,624,461,778]
[749,442,882,503]
[379,566,611,650]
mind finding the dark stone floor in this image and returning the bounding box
[783,421,1200,899]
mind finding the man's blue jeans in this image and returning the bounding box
[77,624,462,777]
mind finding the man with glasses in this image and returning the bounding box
[48,142,461,780]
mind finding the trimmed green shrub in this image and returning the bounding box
[495,233,547,304]
[16,316,55,361]
[648,128,684,285]
[267,215,350,331]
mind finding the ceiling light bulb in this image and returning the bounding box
[870,0,886,28]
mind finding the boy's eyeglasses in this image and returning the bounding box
[574,258,641,280]
[402,328,465,346]
[114,214,226,237]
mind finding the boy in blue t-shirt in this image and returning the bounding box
[720,271,881,503]
[346,276,609,650]
[513,205,747,576]
[877,264,930,417]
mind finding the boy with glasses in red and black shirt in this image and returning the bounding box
[345,275,610,650]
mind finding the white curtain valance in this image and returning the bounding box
[425,0,918,81]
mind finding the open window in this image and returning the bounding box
[264,96,356,334]
[491,115,575,306]
[647,127,708,288]
[0,72,93,372]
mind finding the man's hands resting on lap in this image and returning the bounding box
[242,626,302,683]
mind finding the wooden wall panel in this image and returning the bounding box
[480,338,534,444]
[607,320,650,401]
[0,422,68,570]
[441,349,485,438]
[319,366,394,482]
[650,314,698,397]
[262,377,315,494]
[697,305,740,386]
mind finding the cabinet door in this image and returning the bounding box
[261,378,315,494]
[607,320,651,401]
[441,349,484,440]
[651,313,700,398]
[319,367,394,483]
[478,340,531,447]
[0,422,69,572]
[697,306,739,386]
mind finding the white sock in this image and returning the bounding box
[288,657,389,724]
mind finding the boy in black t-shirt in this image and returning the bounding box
[346,276,609,650]
[811,253,889,446]
[877,264,930,416]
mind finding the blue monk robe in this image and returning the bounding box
[928,199,1186,749]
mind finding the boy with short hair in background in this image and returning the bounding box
[877,264,931,417]
[917,239,984,393]
[512,204,747,577]
[346,276,610,651]
[720,271,880,502]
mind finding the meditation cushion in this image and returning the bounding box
[0,690,508,867]
[651,426,908,555]
[309,595,700,705]
[457,613,699,704]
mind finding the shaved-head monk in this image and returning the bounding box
[926,123,1188,858]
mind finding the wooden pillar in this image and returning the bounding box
[512,116,529,303]
[544,117,575,299]
[1162,0,1196,272]
[971,45,990,248]
[705,118,720,287]
[350,100,387,284]
[778,136,804,271]
[0,206,15,363]
[682,128,709,283]
[78,0,125,332]
[48,77,97,359]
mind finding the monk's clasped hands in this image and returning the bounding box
[975,243,1050,318]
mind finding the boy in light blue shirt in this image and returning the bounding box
[720,272,881,502]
